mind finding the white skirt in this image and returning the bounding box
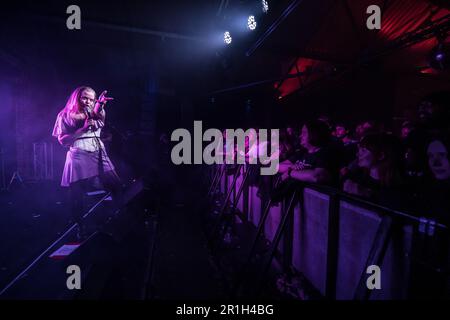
[61,147,115,187]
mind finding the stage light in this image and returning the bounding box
[247,15,257,30]
[224,31,232,45]
[429,41,450,71]
[262,0,269,13]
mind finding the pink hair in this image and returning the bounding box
[60,86,96,125]
[62,86,96,114]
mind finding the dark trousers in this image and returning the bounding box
[69,170,123,225]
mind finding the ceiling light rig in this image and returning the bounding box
[262,0,269,13]
[429,32,449,71]
[247,15,257,30]
[224,31,232,45]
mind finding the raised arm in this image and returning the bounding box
[278,159,295,174]
[289,167,331,184]
[93,90,113,121]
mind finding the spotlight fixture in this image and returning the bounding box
[429,41,449,71]
[224,31,232,45]
[247,15,257,30]
[262,0,269,13]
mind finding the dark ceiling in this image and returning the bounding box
[1,0,449,98]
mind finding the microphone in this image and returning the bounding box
[84,107,94,131]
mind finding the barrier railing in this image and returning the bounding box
[205,164,450,300]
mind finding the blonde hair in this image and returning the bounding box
[60,86,96,125]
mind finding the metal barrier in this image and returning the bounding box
[206,164,450,300]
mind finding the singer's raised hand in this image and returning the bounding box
[94,90,113,120]
[97,90,114,105]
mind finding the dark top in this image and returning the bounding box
[288,147,334,172]
[417,179,450,227]
[344,168,415,213]
[288,146,338,186]
[341,142,358,167]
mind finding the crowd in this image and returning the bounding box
[228,91,450,226]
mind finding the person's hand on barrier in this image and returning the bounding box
[340,166,349,178]
[281,171,290,181]
[343,179,359,194]
[293,160,311,171]
[343,179,371,197]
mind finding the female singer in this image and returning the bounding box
[52,86,121,239]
